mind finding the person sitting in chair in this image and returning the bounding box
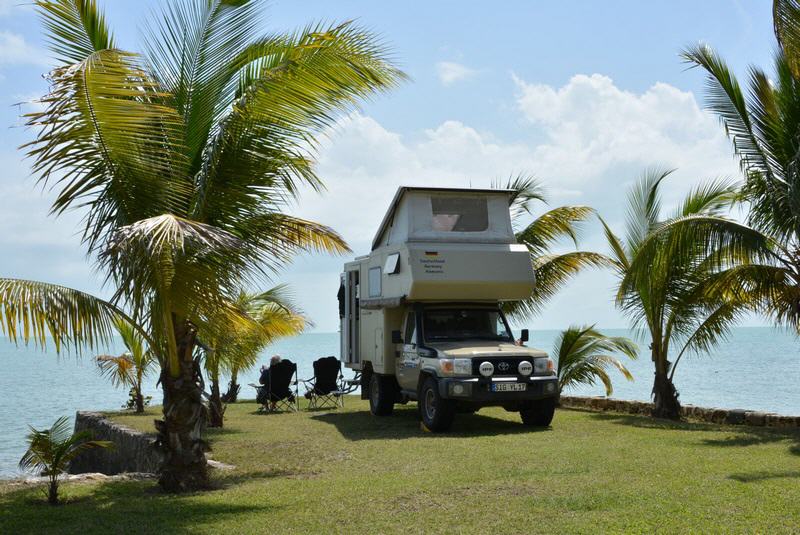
[259,355,282,410]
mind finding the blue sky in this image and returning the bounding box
[0,1,777,332]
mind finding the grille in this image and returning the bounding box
[471,357,527,377]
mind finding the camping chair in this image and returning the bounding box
[249,359,299,413]
[301,356,346,410]
[340,371,362,394]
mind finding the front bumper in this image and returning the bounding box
[438,376,558,402]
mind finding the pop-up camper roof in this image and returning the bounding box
[371,187,517,251]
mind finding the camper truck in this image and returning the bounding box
[338,187,559,431]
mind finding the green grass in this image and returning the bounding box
[3,398,800,534]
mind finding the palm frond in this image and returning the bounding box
[774,0,800,78]
[504,251,613,320]
[0,278,135,354]
[22,49,188,254]
[35,0,114,65]
[191,21,407,222]
[624,167,672,253]
[673,178,739,218]
[492,173,547,228]
[516,205,595,256]
[682,44,780,182]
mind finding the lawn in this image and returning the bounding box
[2,398,800,534]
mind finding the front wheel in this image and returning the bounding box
[520,397,556,427]
[418,377,456,432]
[369,374,395,416]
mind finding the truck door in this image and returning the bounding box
[396,311,420,391]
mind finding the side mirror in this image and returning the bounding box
[391,330,403,344]
[520,329,529,343]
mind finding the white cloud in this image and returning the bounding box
[512,73,738,191]
[0,31,48,67]
[436,61,477,86]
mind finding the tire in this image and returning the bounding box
[369,374,395,416]
[520,397,556,427]
[418,377,456,432]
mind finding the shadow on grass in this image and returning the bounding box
[728,470,800,483]
[311,406,547,441]
[212,468,298,489]
[582,409,800,461]
[0,480,279,534]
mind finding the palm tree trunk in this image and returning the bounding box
[651,347,681,420]
[48,476,59,505]
[154,318,210,492]
[222,368,239,403]
[135,391,144,413]
[208,370,224,428]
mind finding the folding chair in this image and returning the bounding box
[301,356,346,410]
[249,359,299,412]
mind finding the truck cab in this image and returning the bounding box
[339,187,558,431]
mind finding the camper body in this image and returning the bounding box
[339,187,558,431]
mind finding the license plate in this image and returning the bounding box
[491,383,526,392]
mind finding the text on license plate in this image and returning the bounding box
[491,383,526,392]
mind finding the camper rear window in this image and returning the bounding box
[368,267,381,297]
[431,197,489,232]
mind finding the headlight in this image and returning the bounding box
[479,361,494,377]
[439,358,472,376]
[518,360,533,376]
[534,357,555,375]
[453,358,471,375]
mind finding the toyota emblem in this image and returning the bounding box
[498,361,510,372]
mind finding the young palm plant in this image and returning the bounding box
[19,416,113,505]
[1,0,404,491]
[204,285,307,427]
[96,318,155,413]
[554,325,638,398]
[603,168,761,419]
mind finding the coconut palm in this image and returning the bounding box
[498,175,613,319]
[1,0,404,491]
[19,416,113,505]
[554,325,638,398]
[96,318,156,413]
[602,168,763,419]
[679,0,800,335]
[204,285,307,427]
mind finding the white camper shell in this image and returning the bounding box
[339,187,559,431]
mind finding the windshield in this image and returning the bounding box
[422,308,514,343]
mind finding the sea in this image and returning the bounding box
[1,327,799,479]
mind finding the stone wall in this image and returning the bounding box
[68,412,162,475]
[560,396,800,428]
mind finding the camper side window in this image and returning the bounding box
[431,197,489,232]
[404,312,417,346]
[368,267,381,297]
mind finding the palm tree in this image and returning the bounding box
[602,168,759,419]
[19,416,113,505]
[204,285,307,427]
[96,318,156,413]
[221,285,307,403]
[554,325,638,398]
[498,175,612,319]
[679,0,800,335]
[1,0,404,491]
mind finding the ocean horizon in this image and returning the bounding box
[2,326,798,479]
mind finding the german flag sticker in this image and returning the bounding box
[424,251,438,256]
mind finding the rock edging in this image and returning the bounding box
[559,396,800,427]
[68,411,162,475]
